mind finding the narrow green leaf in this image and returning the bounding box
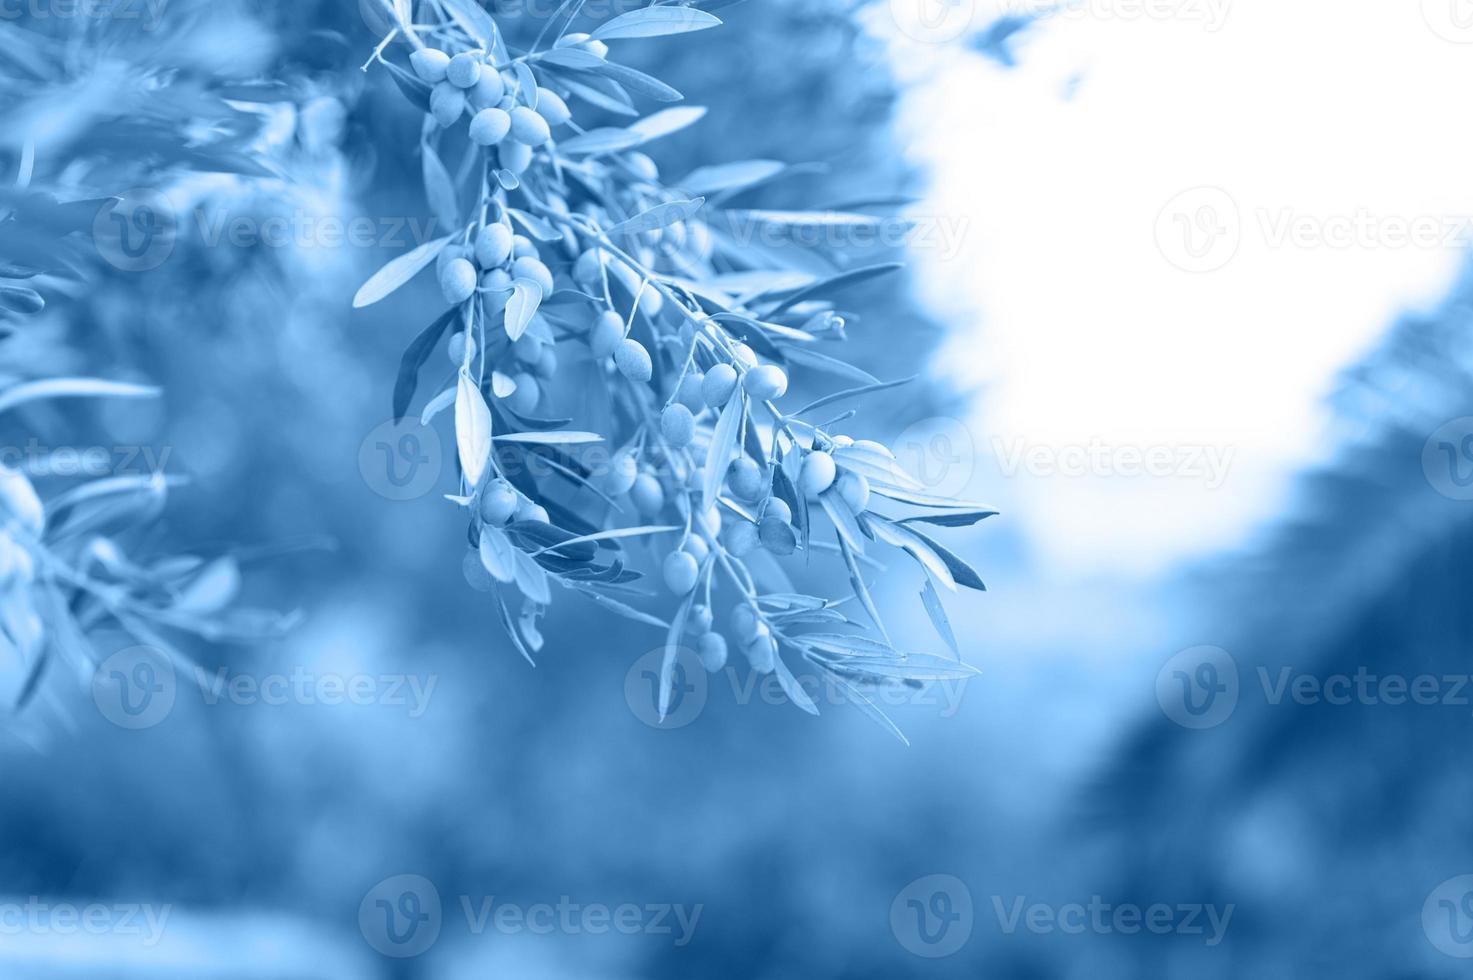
[591,6,721,40]
[353,235,453,308]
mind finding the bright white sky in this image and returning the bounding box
[870,0,1473,577]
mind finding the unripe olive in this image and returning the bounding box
[534,346,558,381]
[556,33,608,58]
[479,480,518,526]
[745,630,776,674]
[513,497,546,523]
[697,632,727,672]
[573,249,603,287]
[730,603,760,643]
[463,548,494,592]
[831,435,854,449]
[448,331,476,365]
[509,106,551,146]
[410,48,450,84]
[626,152,658,181]
[511,256,554,295]
[447,51,482,88]
[439,257,478,304]
[473,223,513,269]
[437,242,471,278]
[481,268,513,292]
[614,338,653,384]
[698,633,727,672]
[601,451,639,497]
[731,343,758,369]
[688,603,714,636]
[701,363,738,407]
[676,372,705,412]
[632,472,666,517]
[469,107,511,146]
[852,439,893,458]
[764,497,792,524]
[661,403,695,448]
[535,88,571,127]
[469,69,506,110]
[742,364,788,401]
[430,83,467,127]
[684,535,710,563]
[512,235,538,259]
[724,519,760,557]
[590,311,624,359]
[836,471,871,513]
[507,372,539,415]
[727,457,764,502]
[513,334,540,364]
[800,450,837,496]
[500,140,533,174]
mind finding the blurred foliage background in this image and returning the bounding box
[2,1,1468,978]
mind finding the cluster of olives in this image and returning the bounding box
[406,36,897,690]
[410,46,573,174]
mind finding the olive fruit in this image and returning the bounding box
[410,49,450,84]
[697,632,727,672]
[661,403,695,448]
[799,450,837,496]
[662,551,699,595]
[439,257,477,304]
[469,107,511,146]
[614,339,653,383]
[478,480,518,526]
[742,364,788,401]
[701,363,738,407]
